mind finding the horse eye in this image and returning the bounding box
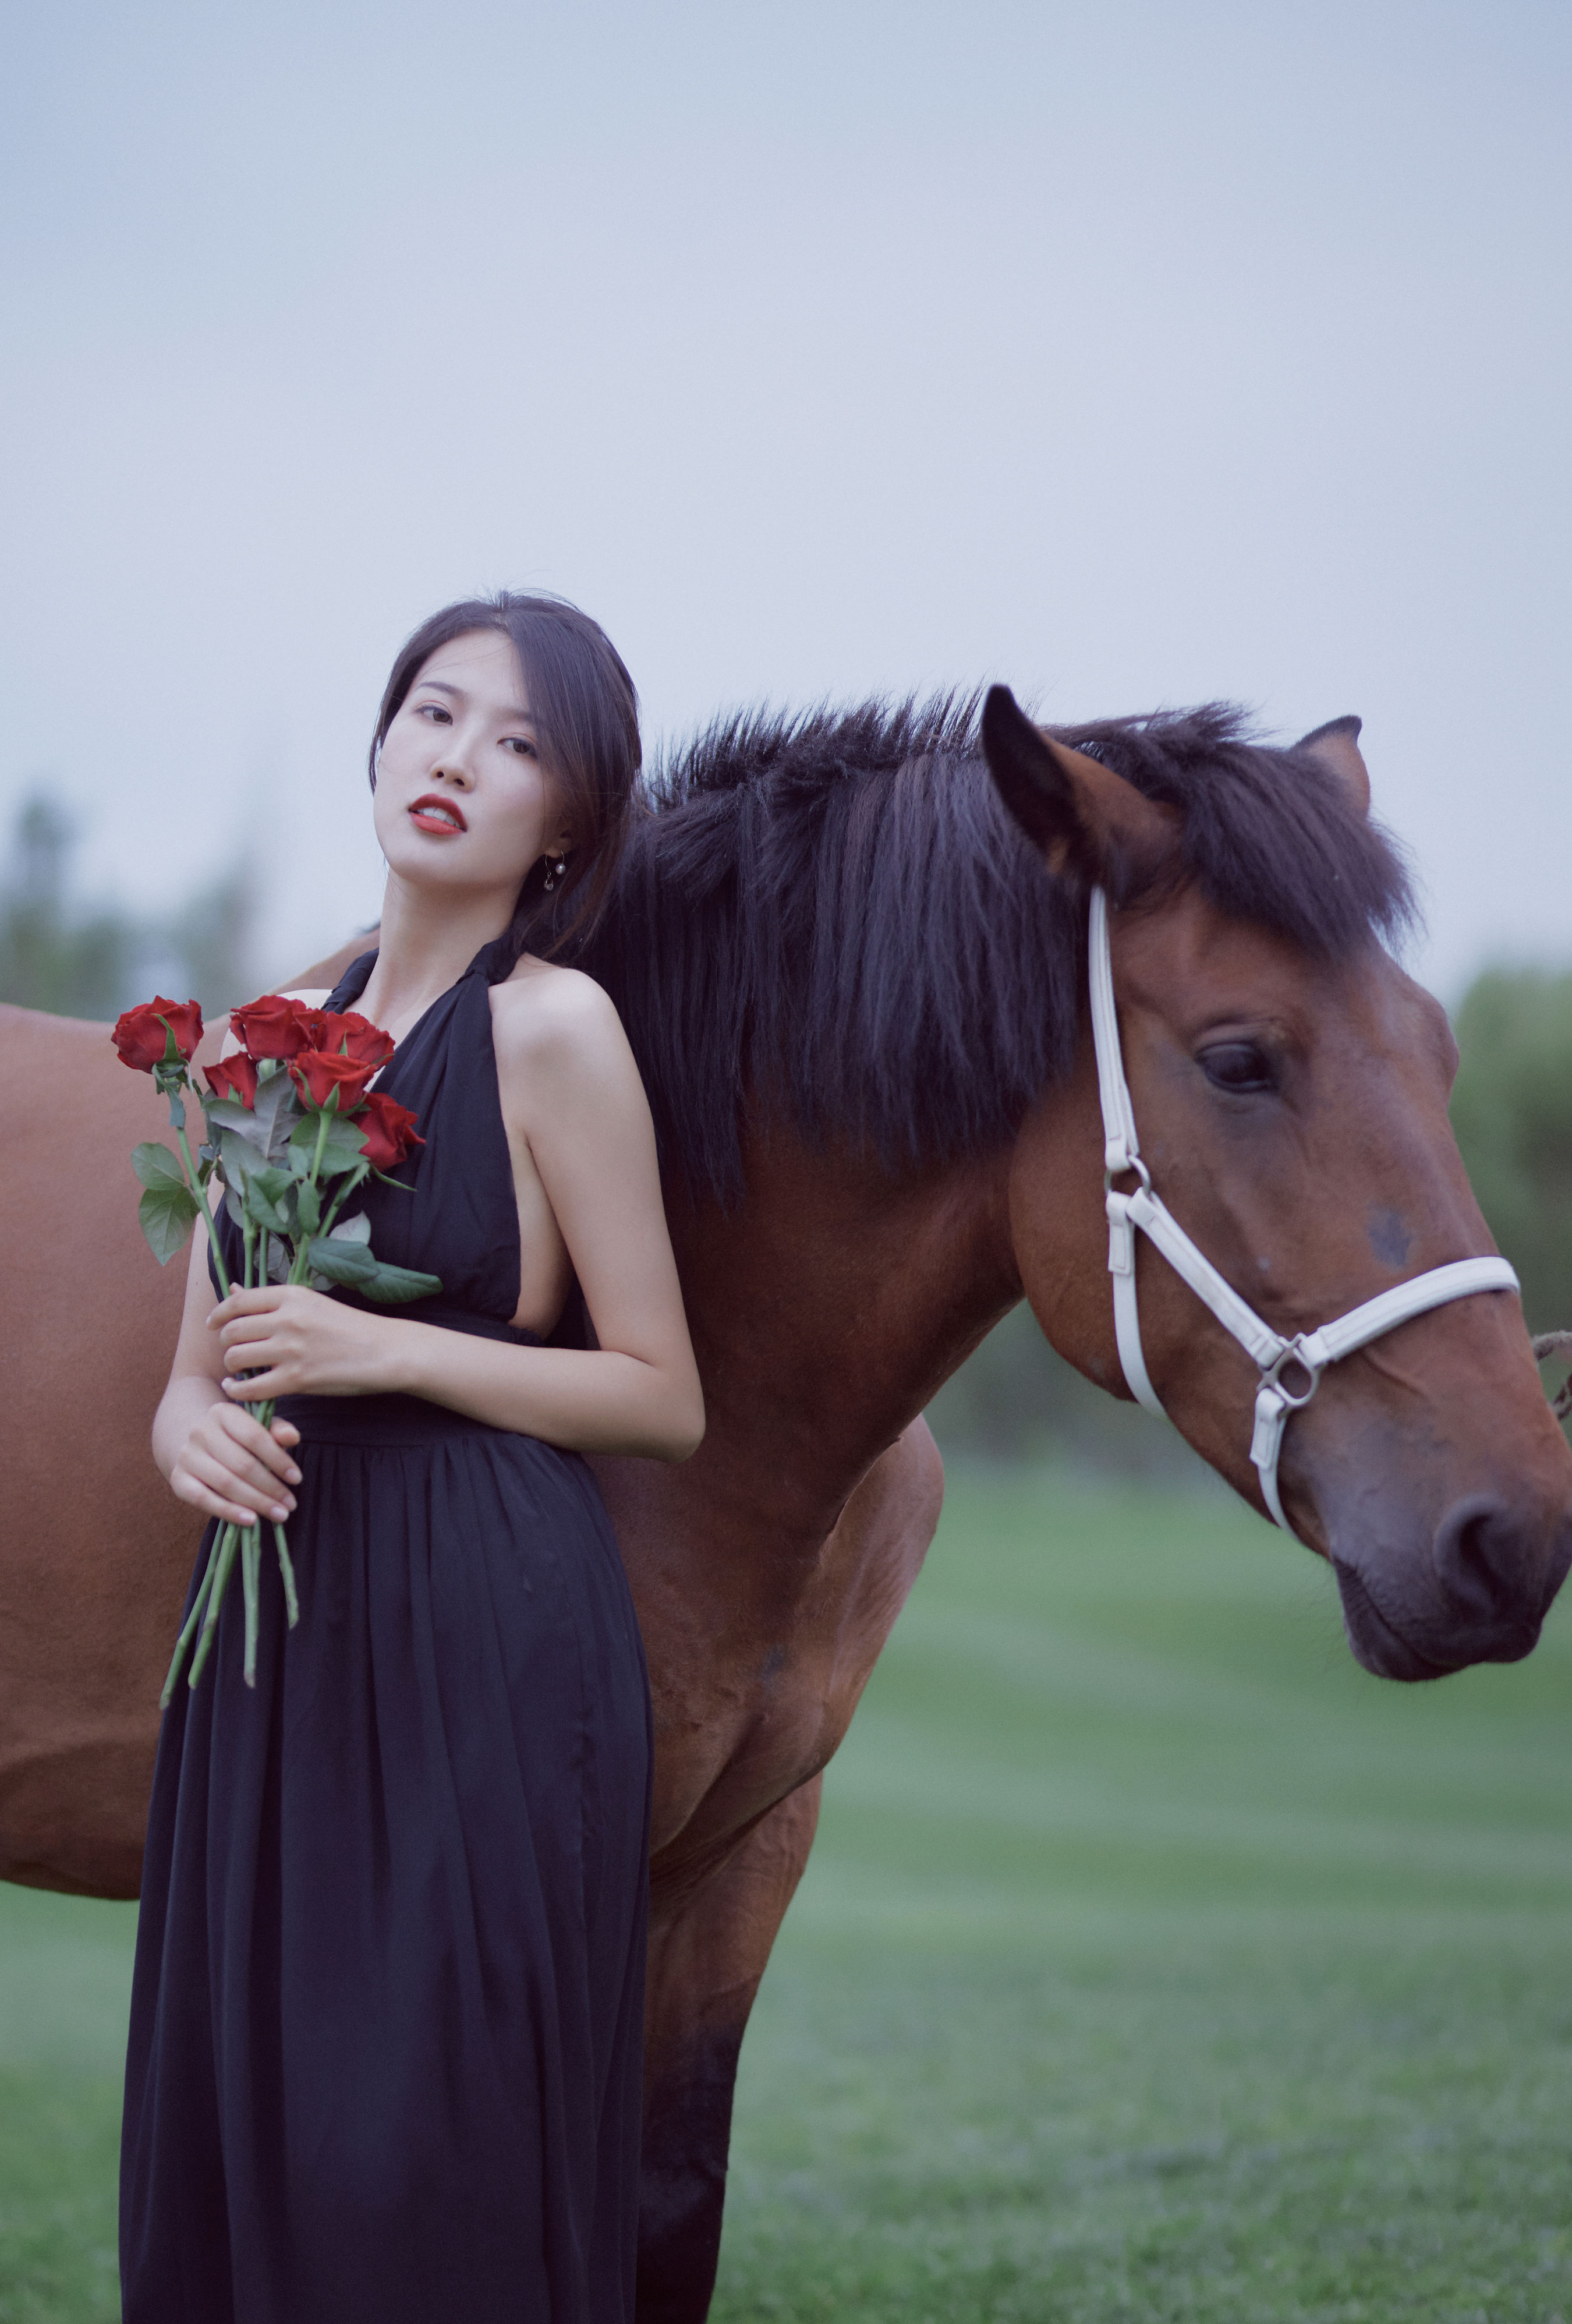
[1198,1041,1277,1094]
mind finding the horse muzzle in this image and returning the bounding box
[1328,1491,1572,1681]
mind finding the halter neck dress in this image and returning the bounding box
[121,936,652,2324]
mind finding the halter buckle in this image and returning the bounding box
[1103,1152,1152,1198]
[1260,1338,1320,1412]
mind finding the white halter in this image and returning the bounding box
[1088,886,1519,1532]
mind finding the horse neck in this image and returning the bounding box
[665,1124,1021,1545]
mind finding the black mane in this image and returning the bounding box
[581,697,1414,1204]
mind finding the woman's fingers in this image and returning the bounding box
[171,1474,256,1527]
[194,1439,295,1511]
[215,1405,301,1485]
[219,1311,282,1357]
[208,1287,285,1325]
[221,1368,291,1402]
[175,1451,293,1526]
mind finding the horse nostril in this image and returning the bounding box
[1430,1494,1531,1634]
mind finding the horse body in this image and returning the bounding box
[3,689,1570,2322]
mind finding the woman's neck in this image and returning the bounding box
[353,873,515,1043]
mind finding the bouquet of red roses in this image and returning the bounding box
[112,992,441,1697]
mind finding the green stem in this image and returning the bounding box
[160,1526,227,1706]
[187,1522,242,1689]
[309,1172,362,1260]
[272,1523,300,1627]
[172,1120,232,1298]
[241,1523,261,1687]
[311,1105,332,1182]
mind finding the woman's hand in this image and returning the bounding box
[169,1402,303,1530]
[211,1285,396,1403]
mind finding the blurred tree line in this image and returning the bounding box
[0,791,258,1022]
[2,789,1566,1463]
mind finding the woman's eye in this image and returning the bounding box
[416,703,451,724]
[505,737,537,758]
[1198,1041,1277,1094]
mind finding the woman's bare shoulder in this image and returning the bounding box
[490,961,631,1078]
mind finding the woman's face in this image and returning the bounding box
[373,629,571,898]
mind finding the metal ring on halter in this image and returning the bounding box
[1259,1340,1320,1412]
[1104,1154,1152,1197]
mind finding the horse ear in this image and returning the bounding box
[981,684,1173,883]
[1297,714,1371,815]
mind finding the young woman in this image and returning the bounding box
[121,595,703,2323]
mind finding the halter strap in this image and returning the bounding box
[1087,886,1519,1531]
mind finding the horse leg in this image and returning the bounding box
[637,1775,822,2324]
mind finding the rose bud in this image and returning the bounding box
[356,1091,424,1171]
[320,1010,396,1069]
[111,996,204,1071]
[204,1053,260,1109]
[288,1048,380,1110]
[230,995,328,1060]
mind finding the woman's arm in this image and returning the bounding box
[154,1229,303,1528]
[206,975,705,1463]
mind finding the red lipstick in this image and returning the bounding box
[409,794,468,836]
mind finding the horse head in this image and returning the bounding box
[983,684,1572,1680]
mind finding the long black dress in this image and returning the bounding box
[121,938,652,2324]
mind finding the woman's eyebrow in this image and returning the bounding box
[414,678,536,723]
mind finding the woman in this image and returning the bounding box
[121,594,703,2323]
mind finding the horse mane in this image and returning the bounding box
[580,695,1415,1204]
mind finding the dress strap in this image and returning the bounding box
[324,949,379,1011]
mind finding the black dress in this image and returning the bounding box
[121,938,652,2323]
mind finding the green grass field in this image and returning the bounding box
[3,1465,1571,2321]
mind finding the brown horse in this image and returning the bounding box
[3,688,1569,2321]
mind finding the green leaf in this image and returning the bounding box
[217,1129,254,1194]
[252,1068,303,1161]
[241,1164,296,1236]
[328,1211,371,1246]
[295,1178,321,1235]
[204,1070,300,1166]
[203,1097,258,1138]
[139,1179,199,1264]
[288,1114,369,1177]
[132,1141,186,1192]
[305,1235,378,1288]
[357,1261,444,1306]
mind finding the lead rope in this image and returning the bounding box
[1532,1334,1572,1422]
[1088,886,1521,1533]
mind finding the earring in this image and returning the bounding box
[543,854,568,892]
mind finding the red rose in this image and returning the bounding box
[230,995,328,1060]
[288,1049,380,1110]
[320,1010,396,1069]
[111,996,204,1071]
[356,1091,424,1171]
[204,1053,259,1108]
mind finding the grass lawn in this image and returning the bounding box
[710,1465,1572,2323]
[3,1464,1571,2319]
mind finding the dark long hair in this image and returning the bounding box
[369,592,641,963]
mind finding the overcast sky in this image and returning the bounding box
[3,0,1567,996]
